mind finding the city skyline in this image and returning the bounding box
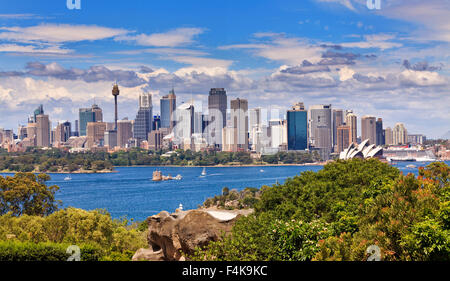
[0,0,449,138]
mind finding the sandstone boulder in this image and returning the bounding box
[141,209,243,261]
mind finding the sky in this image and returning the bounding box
[0,0,449,138]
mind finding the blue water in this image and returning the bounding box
[1,161,448,221]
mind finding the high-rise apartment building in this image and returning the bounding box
[345,112,358,144]
[230,98,249,151]
[393,123,408,145]
[287,102,308,151]
[160,89,176,130]
[361,115,377,145]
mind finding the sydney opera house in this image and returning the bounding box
[339,139,383,160]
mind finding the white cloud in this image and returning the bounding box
[116,27,205,47]
[0,24,128,43]
[219,33,323,65]
[340,33,402,50]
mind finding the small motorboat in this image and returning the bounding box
[174,174,182,180]
[260,169,264,172]
[64,176,72,181]
[406,164,417,169]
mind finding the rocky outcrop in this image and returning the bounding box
[134,208,251,261]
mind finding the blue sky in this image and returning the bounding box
[0,0,449,138]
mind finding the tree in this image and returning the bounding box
[0,173,60,216]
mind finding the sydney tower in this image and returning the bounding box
[112,83,120,130]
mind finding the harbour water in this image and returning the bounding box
[1,161,448,221]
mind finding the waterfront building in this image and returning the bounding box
[361,115,377,145]
[287,102,308,151]
[230,98,249,151]
[393,123,408,145]
[407,134,426,145]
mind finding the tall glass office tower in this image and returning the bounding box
[134,92,153,141]
[160,89,176,130]
[287,102,308,151]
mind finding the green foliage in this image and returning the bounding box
[0,241,103,261]
[0,173,59,216]
[0,208,148,261]
[195,159,450,261]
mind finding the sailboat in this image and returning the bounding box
[200,167,206,177]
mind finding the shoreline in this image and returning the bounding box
[113,162,327,168]
[0,162,327,174]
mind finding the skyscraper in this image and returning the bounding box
[309,104,332,149]
[117,120,133,148]
[79,108,95,136]
[230,98,249,151]
[385,127,393,145]
[112,83,120,130]
[33,104,44,123]
[92,104,103,122]
[336,125,351,153]
[36,114,50,147]
[361,115,376,145]
[208,88,227,148]
[332,109,344,151]
[174,102,194,149]
[86,122,106,148]
[393,123,408,145]
[376,118,385,146]
[287,102,308,151]
[160,89,176,130]
[345,112,358,144]
[133,92,153,142]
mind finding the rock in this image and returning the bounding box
[132,248,165,261]
[141,209,243,261]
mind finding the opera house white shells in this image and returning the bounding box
[339,139,383,160]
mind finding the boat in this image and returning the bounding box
[174,174,182,180]
[406,164,417,169]
[260,169,264,173]
[200,167,206,177]
[64,176,72,181]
